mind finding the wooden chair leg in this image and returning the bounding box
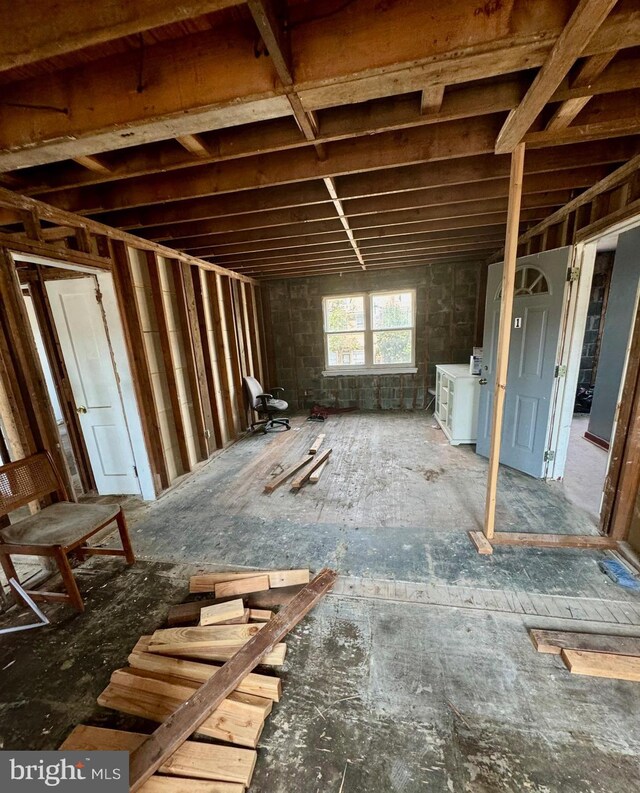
[0,551,22,606]
[116,509,136,565]
[53,546,84,612]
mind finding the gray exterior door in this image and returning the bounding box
[476,248,571,478]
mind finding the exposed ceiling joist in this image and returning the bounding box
[495,0,619,154]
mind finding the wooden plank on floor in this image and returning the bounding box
[99,668,267,748]
[128,651,281,701]
[129,568,337,792]
[191,569,308,592]
[215,574,270,598]
[291,448,332,490]
[309,460,328,483]
[530,629,640,656]
[149,624,265,652]
[60,725,256,787]
[490,532,617,549]
[308,433,325,454]
[200,599,245,626]
[268,570,310,588]
[264,455,315,493]
[167,585,306,625]
[140,778,243,793]
[144,626,287,665]
[469,530,494,555]
[249,609,273,621]
[561,649,640,681]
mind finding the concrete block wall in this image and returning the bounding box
[264,263,481,411]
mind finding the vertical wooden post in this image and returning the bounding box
[484,142,526,540]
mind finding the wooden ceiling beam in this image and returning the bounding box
[495,0,619,154]
[323,177,365,268]
[72,154,113,175]
[176,135,212,160]
[34,116,505,213]
[165,192,567,250]
[546,52,616,131]
[17,79,524,197]
[4,0,640,171]
[0,0,245,73]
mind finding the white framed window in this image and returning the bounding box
[322,290,417,375]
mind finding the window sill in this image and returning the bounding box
[322,367,418,376]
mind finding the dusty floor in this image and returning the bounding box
[1,411,639,792]
[561,414,609,524]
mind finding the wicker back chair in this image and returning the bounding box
[0,452,135,612]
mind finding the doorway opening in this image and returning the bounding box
[548,219,640,528]
[11,253,155,502]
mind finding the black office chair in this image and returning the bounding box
[243,376,291,433]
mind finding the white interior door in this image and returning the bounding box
[476,248,571,478]
[46,277,141,495]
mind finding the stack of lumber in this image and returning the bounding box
[530,628,640,682]
[58,567,334,793]
[264,434,331,492]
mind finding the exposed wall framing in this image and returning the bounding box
[0,188,269,499]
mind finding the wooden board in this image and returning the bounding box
[215,575,270,598]
[60,725,256,787]
[561,649,640,681]
[146,625,286,665]
[468,530,494,555]
[129,568,336,792]
[190,572,264,592]
[263,455,315,492]
[200,599,245,626]
[490,532,618,549]
[149,624,265,652]
[128,651,281,701]
[309,460,328,483]
[291,448,332,490]
[308,433,325,454]
[268,570,309,588]
[167,585,305,626]
[98,669,267,748]
[249,608,273,621]
[530,629,640,656]
[140,778,243,793]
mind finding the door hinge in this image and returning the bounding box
[567,266,580,283]
[133,465,138,478]
[95,287,103,303]
[555,365,567,378]
[544,450,555,462]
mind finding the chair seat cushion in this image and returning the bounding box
[0,502,121,548]
[265,398,288,411]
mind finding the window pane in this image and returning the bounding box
[327,333,365,366]
[372,292,413,329]
[373,330,412,365]
[325,296,365,332]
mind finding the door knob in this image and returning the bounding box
[76,405,87,414]
[479,378,487,385]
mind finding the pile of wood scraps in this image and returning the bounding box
[264,434,331,493]
[530,628,640,682]
[58,567,335,792]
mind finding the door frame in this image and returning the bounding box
[545,213,640,534]
[11,252,155,501]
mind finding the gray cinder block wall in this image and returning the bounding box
[263,263,481,411]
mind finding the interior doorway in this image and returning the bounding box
[13,253,155,501]
[547,221,640,527]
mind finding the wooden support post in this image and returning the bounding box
[146,252,192,474]
[227,279,249,430]
[483,143,526,541]
[248,284,264,384]
[220,276,246,432]
[110,240,168,492]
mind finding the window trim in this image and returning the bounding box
[322,288,417,375]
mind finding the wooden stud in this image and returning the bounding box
[468,530,494,555]
[483,143,526,541]
[489,532,617,549]
[308,434,325,454]
[309,460,328,483]
[530,629,640,656]
[222,278,248,431]
[248,608,273,621]
[199,599,246,625]
[206,272,238,440]
[215,575,271,599]
[129,568,336,792]
[561,649,640,681]
[264,455,315,493]
[146,252,192,475]
[110,240,168,491]
[291,448,332,490]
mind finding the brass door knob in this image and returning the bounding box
[76,405,87,414]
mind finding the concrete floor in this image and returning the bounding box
[1,411,639,791]
[560,414,609,524]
